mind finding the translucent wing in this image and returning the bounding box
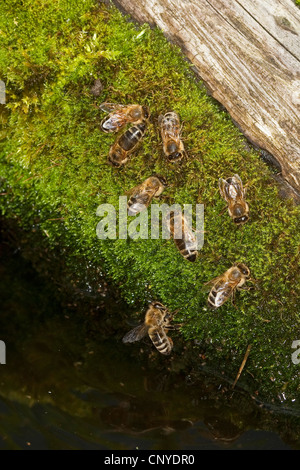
[100,103,129,133]
[101,115,129,132]
[218,178,229,199]
[122,323,149,343]
[161,127,180,143]
[227,175,244,199]
[99,102,125,113]
[219,175,244,202]
[201,275,224,294]
[182,218,197,246]
[231,174,244,187]
[127,183,158,216]
[210,283,234,307]
[203,275,223,287]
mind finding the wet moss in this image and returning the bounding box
[0,0,299,405]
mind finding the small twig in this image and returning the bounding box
[46,217,65,221]
[232,344,252,390]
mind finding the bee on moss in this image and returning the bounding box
[100,102,150,133]
[108,118,150,168]
[218,174,249,225]
[206,263,252,308]
[122,301,177,355]
[169,210,198,262]
[158,111,187,163]
[127,175,167,216]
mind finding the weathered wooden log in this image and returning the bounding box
[113,0,300,194]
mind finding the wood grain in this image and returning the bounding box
[113,0,300,193]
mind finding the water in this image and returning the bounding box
[0,224,299,450]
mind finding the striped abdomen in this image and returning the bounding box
[148,326,173,355]
[127,177,163,216]
[108,121,147,167]
[118,121,147,151]
[170,213,198,262]
[173,237,198,262]
[159,112,185,162]
[208,282,234,308]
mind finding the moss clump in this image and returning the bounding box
[0,0,299,405]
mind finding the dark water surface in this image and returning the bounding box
[0,229,299,450]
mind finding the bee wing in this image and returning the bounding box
[100,103,132,132]
[157,114,164,126]
[201,275,225,293]
[127,184,157,216]
[162,126,181,142]
[218,178,231,201]
[122,323,149,343]
[182,218,197,244]
[220,177,244,202]
[126,182,143,197]
[229,175,245,199]
[232,174,243,186]
[101,114,130,132]
[99,102,125,113]
[159,113,181,140]
[211,283,235,308]
[203,275,223,287]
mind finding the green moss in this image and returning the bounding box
[0,0,299,405]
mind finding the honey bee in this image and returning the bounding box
[158,111,187,163]
[206,263,252,308]
[122,301,177,355]
[108,117,150,167]
[169,211,198,262]
[127,175,167,216]
[100,103,150,133]
[218,174,249,225]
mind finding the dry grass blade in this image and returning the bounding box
[232,344,252,390]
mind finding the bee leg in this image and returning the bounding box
[243,182,250,195]
[166,323,183,330]
[231,290,238,309]
[238,285,255,291]
[218,205,228,216]
[170,308,180,318]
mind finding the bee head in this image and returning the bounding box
[153,174,167,187]
[235,263,250,278]
[151,301,165,311]
[108,146,127,168]
[158,175,168,187]
[107,155,122,168]
[187,252,197,262]
[168,151,184,162]
[233,214,249,225]
[232,204,249,224]
[142,105,150,120]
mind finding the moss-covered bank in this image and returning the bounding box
[0,0,299,406]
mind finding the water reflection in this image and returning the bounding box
[0,230,299,450]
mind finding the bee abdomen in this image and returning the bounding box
[208,289,219,308]
[162,112,180,128]
[149,328,173,355]
[127,193,150,216]
[174,240,197,262]
[170,215,198,262]
[183,250,197,262]
[118,122,147,151]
